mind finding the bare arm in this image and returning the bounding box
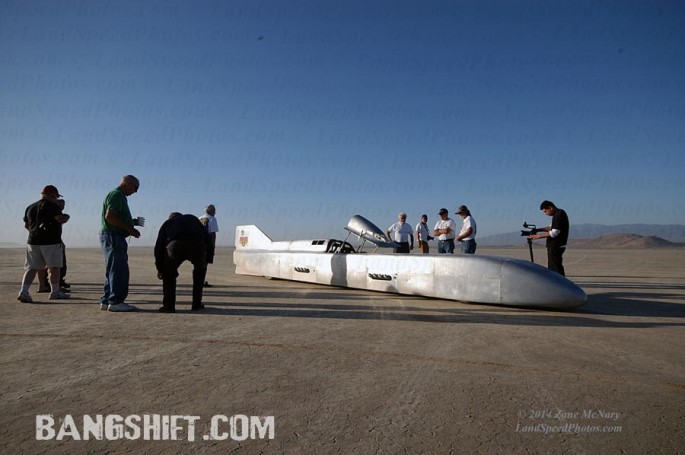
[529,226,552,240]
[105,208,140,238]
[456,227,473,241]
[434,226,453,235]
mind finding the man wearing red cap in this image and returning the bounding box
[17,185,71,303]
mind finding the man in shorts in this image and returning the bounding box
[17,185,71,302]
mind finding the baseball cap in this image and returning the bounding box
[455,205,468,214]
[438,208,448,215]
[41,185,62,197]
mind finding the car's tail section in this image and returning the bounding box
[235,225,273,250]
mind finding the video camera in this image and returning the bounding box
[520,222,538,237]
[521,222,538,262]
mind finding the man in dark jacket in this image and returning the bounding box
[528,200,570,276]
[154,212,211,313]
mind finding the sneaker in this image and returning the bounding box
[158,306,175,313]
[60,281,71,289]
[191,304,205,311]
[107,302,137,312]
[49,290,70,300]
[100,303,109,311]
[204,281,212,288]
[17,292,33,303]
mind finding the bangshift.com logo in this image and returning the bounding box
[36,414,275,442]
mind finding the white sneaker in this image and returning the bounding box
[17,291,33,303]
[107,302,137,312]
[49,290,70,300]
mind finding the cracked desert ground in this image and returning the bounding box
[1,246,683,454]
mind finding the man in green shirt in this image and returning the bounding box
[99,175,144,312]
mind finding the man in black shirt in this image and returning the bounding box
[18,185,71,302]
[154,212,211,313]
[528,200,570,276]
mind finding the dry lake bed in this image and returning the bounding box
[1,246,683,454]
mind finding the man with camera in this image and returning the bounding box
[528,200,570,276]
[17,185,71,303]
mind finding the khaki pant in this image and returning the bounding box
[418,240,429,254]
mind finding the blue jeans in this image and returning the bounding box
[438,239,455,254]
[99,231,130,305]
[460,239,477,254]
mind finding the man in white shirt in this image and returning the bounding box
[433,208,456,254]
[455,205,477,254]
[198,204,219,287]
[386,212,414,253]
[415,214,432,254]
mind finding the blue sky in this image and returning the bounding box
[2,0,684,247]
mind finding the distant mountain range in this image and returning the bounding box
[479,224,685,247]
[570,233,684,249]
[3,224,685,249]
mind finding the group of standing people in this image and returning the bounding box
[18,180,571,309]
[98,175,220,313]
[17,175,221,313]
[386,205,478,255]
[386,200,570,276]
